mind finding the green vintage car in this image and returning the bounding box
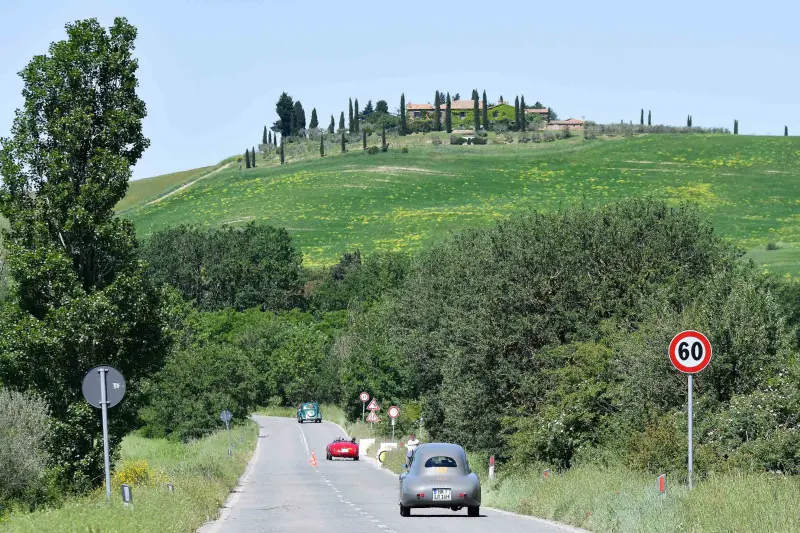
[297,401,322,423]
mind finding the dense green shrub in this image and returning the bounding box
[140,344,257,441]
[141,223,303,312]
[401,145,409,153]
[472,136,488,145]
[449,135,466,145]
[367,146,379,155]
[0,388,51,509]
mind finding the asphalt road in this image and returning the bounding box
[202,415,579,533]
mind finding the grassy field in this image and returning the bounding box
[122,132,800,276]
[115,164,223,213]
[0,423,257,533]
[369,449,800,532]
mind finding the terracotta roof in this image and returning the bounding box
[450,99,483,110]
[407,103,434,111]
[551,118,585,125]
[525,108,549,114]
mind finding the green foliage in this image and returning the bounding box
[433,91,442,131]
[251,146,256,167]
[353,99,359,133]
[648,110,652,126]
[328,115,335,134]
[0,388,51,509]
[141,223,302,311]
[262,126,267,144]
[0,17,170,491]
[140,344,256,441]
[785,125,788,136]
[734,119,739,134]
[641,109,644,125]
[348,98,354,133]
[482,90,489,130]
[341,131,346,153]
[292,100,306,136]
[514,96,520,131]
[362,129,367,150]
[450,135,466,145]
[274,92,294,137]
[473,90,480,131]
[320,136,325,157]
[445,93,452,133]
[309,108,318,129]
[401,145,409,153]
[367,146,379,155]
[339,111,345,132]
[280,140,285,164]
[375,100,389,114]
[399,93,407,135]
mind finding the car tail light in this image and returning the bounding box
[417,493,424,499]
[459,493,466,498]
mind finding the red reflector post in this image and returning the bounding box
[658,474,666,495]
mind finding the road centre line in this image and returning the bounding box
[297,424,310,455]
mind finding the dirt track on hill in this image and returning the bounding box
[145,162,232,206]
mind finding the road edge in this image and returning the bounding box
[328,419,591,533]
[196,415,266,533]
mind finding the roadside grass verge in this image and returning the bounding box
[484,464,800,533]
[0,422,257,533]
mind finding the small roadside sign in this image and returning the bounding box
[220,410,232,423]
[367,398,380,411]
[388,406,400,419]
[366,410,379,423]
[359,392,370,402]
[669,330,713,374]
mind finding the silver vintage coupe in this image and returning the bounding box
[398,442,481,517]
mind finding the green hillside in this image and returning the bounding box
[123,133,799,275]
[116,163,226,213]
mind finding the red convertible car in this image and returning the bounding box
[326,437,360,460]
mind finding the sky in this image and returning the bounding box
[0,0,798,180]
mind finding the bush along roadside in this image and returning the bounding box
[0,422,257,533]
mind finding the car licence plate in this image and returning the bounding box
[432,488,451,501]
[342,448,351,453]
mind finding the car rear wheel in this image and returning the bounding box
[316,419,321,423]
[468,506,479,517]
[399,505,410,517]
[353,455,359,461]
[297,419,302,423]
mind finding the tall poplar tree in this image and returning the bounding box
[482,90,489,130]
[473,89,480,131]
[400,93,407,135]
[348,98,354,132]
[434,91,442,131]
[309,108,319,129]
[445,92,452,133]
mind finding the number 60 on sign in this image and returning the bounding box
[669,330,712,374]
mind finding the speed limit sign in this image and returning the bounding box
[669,331,712,374]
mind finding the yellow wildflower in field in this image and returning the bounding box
[112,460,168,486]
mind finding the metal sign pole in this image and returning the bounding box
[688,374,693,490]
[98,368,112,502]
[362,401,365,423]
[391,417,395,441]
[226,420,232,457]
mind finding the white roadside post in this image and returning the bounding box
[388,406,400,442]
[360,392,370,423]
[668,330,713,490]
[489,456,495,480]
[81,365,126,503]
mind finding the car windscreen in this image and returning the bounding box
[424,456,458,468]
[303,403,315,409]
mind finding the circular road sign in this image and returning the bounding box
[81,365,126,409]
[360,392,370,402]
[388,406,400,419]
[220,410,233,423]
[669,330,713,374]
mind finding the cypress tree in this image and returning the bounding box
[252,146,256,167]
[268,131,272,145]
[309,108,318,129]
[482,90,489,130]
[548,107,553,122]
[514,96,520,131]
[280,140,285,164]
[245,148,251,169]
[473,89,480,131]
[362,129,367,150]
[640,109,644,125]
[382,125,387,150]
[348,98,354,132]
[785,125,789,136]
[354,99,359,133]
[519,95,527,131]
[341,131,346,153]
[320,136,325,157]
[734,119,739,134]
[262,126,267,144]
[400,93,407,135]
[433,91,442,131]
[339,111,345,132]
[445,92,452,133]
[687,115,691,127]
[328,115,335,134]
[648,110,651,126]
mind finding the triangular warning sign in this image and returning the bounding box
[367,398,380,410]
[366,410,379,423]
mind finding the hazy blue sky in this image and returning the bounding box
[1,0,797,180]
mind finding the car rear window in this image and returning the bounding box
[424,456,458,468]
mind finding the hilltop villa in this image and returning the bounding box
[406,97,583,129]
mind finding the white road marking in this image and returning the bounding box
[296,424,310,455]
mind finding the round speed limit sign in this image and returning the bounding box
[669,330,712,374]
[359,392,370,402]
